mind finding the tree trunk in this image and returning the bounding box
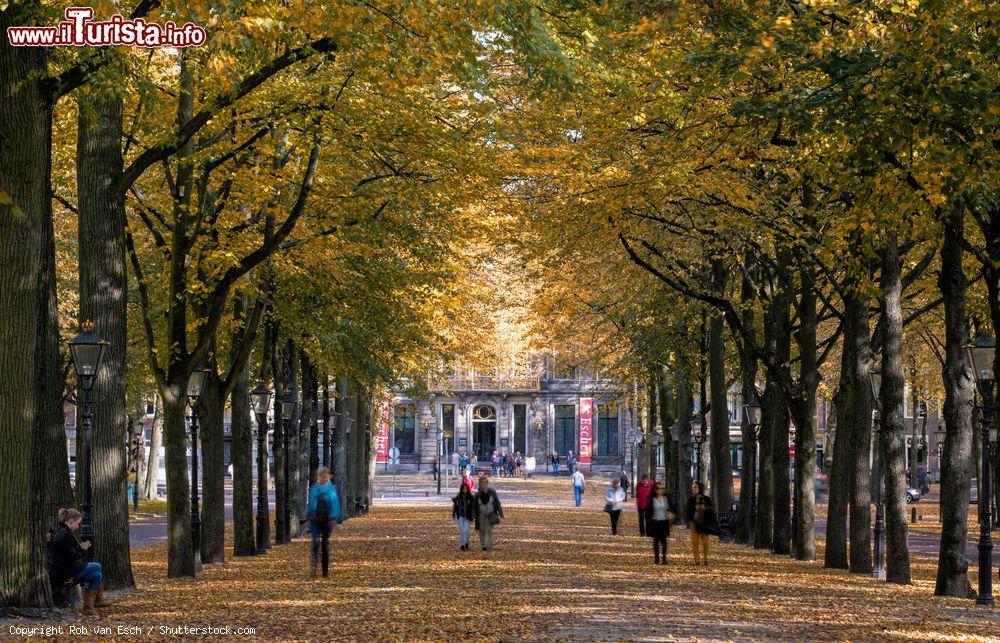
[270,320,287,544]
[0,15,67,606]
[676,376,693,519]
[791,236,818,562]
[771,248,792,555]
[845,289,874,574]
[231,295,255,557]
[755,365,777,549]
[934,203,975,596]
[198,363,226,565]
[333,379,349,521]
[160,382,194,576]
[145,395,164,500]
[737,254,758,545]
[284,342,303,528]
[878,233,912,584]
[77,85,134,590]
[824,349,855,569]
[709,259,733,511]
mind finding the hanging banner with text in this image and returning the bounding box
[375,402,392,464]
[579,398,593,465]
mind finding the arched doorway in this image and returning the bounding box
[471,404,497,463]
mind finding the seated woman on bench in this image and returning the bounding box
[49,508,111,615]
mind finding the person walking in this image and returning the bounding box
[566,450,575,474]
[49,508,111,615]
[685,481,715,566]
[474,475,504,551]
[604,478,626,535]
[571,466,586,507]
[619,469,631,498]
[307,467,341,577]
[550,452,560,476]
[648,481,676,564]
[635,474,654,536]
[452,481,476,551]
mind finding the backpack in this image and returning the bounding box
[315,492,331,524]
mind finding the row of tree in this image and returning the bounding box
[506,0,995,598]
[2,0,575,608]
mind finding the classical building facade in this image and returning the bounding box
[385,362,638,473]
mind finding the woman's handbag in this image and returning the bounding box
[603,502,613,513]
[488,511,501,526]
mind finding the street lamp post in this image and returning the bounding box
[628,431,640,499]
[692,421,704,486]
[130,418,143,513]
[668,424,682,514]
[437,426,444,495]
[423,418,433,481]
[281,390,297,544]
[68,321,109,549]
[868,363,885,580]
[250,384,271,553]
[649,430,663,478]
[186,364,209,571]
[965,334,996,607]
[743,399,762,548]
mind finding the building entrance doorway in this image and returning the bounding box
[471,404,497,463]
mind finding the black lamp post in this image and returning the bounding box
[668,423,682,514]
[692,420,704,486]
[437,425,444,496]
[68,321,109,549]
[186,364,208,570]
[868,363,885,580]
[130,418,143,512]
[743,399,762,548]
[250,384,271,553]
[965,333,996,607]
[649,429,664,477]
[281,390,297,543]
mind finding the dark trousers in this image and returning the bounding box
[637,507,649,536]
[650,520,669,562]
[609,509,621,535]
[310,520,332,576]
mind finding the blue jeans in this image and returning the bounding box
[74,562,103,590]
[574,485,584,507]
[458,517,471,547]
[552,463,558,475]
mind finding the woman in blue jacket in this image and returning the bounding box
[308,467,341,577]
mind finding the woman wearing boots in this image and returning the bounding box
[451,481,476,550]
[685,481,714,566]
[49,508,110,615]
[647,481,676,564]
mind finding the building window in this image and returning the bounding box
[554,404,576,455]
[513,405,526,454]
[597,404,619,456]
[441,404,455,439]
[393,404,416,454]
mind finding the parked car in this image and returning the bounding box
[905,487,921,503]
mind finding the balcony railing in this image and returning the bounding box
[430,374,541,392]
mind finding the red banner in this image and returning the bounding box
[579,398,593,465]
[375,402,392,464]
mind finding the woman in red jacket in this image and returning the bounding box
[635,475,654,536]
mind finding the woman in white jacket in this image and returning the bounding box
[604,478,626,535]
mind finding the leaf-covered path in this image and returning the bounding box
[28,477,987,641]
